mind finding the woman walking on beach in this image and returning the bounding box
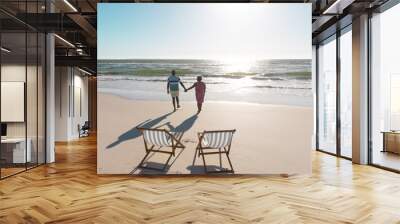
[186,76,206,114]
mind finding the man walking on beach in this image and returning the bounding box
[167,70,186,111]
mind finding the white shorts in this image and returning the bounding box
[170,90,179,97]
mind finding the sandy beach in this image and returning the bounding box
[98,93,313,175]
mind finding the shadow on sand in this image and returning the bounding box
[129,147,185,175]
[186,165,232,174]
[186,139,235,174]
[106,111,174,149]
[187,148,224,174]
[164,114,198,133]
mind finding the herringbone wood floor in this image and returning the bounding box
[1,135,400,224]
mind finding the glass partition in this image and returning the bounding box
[27,30,38,169]
[317,35,337,154]
[370,3,400,171]
[0,2,46,179]
[339,27,352,158]
[0,31,28,177]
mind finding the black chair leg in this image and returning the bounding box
[162,153,174,171]
[138,150,151,169]
[200,149,208,173]
[225,153,234,173]
[197,146,201,158]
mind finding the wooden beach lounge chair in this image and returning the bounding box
[137,127,185,170]
[196,129,236,173]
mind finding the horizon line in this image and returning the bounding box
[97,58,311,60]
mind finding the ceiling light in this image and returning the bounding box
[63,0,78,12]
[322,0,353,15]
[1,47,11,53]
[54,34,75,48]
[78,67,93,76]
[76,48,84,55]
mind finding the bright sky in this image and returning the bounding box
[98,4,311,60]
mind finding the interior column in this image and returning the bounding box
[45,1,55,163]
[352,14,369,164]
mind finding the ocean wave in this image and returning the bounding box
[99,71,259,79]
[98,60,312,82]
[203,73,257,79]
[98,71,310,80]
[262,71,311,79]
[98,76,227,84]
[251,77,285,81]
[249,85,311,90]
[98,68,195,76]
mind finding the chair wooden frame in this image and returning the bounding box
[137,127,185,171]
[196,129,236,174]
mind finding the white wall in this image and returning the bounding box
[72,73,89,138]
[55,67,70,141]
[1,63,46,164]
[55,67,89,141]
[1,65,37,137]
[1,65,27,141]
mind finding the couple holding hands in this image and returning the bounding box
[167,70,206,114]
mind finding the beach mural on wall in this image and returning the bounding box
[97,3,313,175]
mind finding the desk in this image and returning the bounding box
[382,131,400,154]
[1,138,31,164]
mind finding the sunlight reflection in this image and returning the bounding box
[219,58,256,74]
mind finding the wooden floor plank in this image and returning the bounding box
[0,135,400,223]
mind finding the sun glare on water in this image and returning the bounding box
[215,58,259,91]
[219,58,256,74]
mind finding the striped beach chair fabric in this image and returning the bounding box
[143,129,171,147]
[202,132,234,149]
[197,130,236,173]
[137,128,185,170]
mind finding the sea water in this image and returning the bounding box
[98,59,312,107]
